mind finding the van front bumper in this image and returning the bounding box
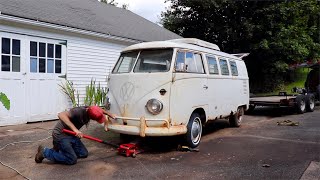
[105,116,187,137]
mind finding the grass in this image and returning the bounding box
[255,68,310,96]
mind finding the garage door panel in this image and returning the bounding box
[26,37,67,122]
[0,32,68,126]
[0,79,26,125]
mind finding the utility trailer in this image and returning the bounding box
[249,62,320,114]
[249,92,315,114]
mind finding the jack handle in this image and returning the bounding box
[62,129,103,143]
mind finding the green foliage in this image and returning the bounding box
[256,68,310,96]
[59,80,79,107]
[0,92,10,110]
[60,79,108,107]
[161,0,320,93]
[84,79,95,106]
[94,83,108,107]
[84,79,108,106]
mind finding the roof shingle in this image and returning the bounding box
[0,0,181,41]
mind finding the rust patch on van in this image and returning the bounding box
[120,105,128,124]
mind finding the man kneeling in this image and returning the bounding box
[35,106,113,165]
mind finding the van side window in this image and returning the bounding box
[175,51,204,73]
[229,61,238,76]
[207,56,219,74]
[194,53,205,73]
[219,58,229,75]
[185,52,204,73]
[185,52,195,72]
[175,51,185,72]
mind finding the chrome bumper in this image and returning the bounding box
[105,116,187,137]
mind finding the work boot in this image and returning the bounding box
[35,145,45,163]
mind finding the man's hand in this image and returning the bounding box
[74,129,83,138]
[58,111,83,138]
[102,109,116,119]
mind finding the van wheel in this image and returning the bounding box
[229,107,244,127]
[305,94,315,112]
[295,95,306,114]
[184,113,202,148]
[119,134,136,143]
[245,104,255,114]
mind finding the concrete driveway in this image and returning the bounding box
[1,107,320,180]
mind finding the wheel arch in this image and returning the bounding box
[192,108,206,125]
[231,104,248,115]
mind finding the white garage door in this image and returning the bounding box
[0,32,68,126]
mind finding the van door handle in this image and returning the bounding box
[203,85,208,89]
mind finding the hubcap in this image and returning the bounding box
[191,117,202,144]
[300,100,306,111]
[237,108,243,124]
[310,98,315,109]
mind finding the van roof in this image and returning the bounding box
[122,38,242,60]
[168,38,220,51]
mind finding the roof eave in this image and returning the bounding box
[0,13,142,44]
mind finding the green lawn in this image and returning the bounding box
[255,68,310,96]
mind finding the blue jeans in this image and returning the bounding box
[43,136,88,165]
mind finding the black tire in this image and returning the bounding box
[184,113,202,148]
[229,107,244,127]
[295,95,306,114]
[317,85,320,101]
[245,104,255,114]
[305,94,315,112]
[119,133,136,143]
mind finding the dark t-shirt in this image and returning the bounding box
[52,107,90,141]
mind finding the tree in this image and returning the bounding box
[99,0,129,9]
[161,0,320,92]
[121,3,129,10]
[100,0,118,6]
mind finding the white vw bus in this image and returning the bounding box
[105,38,249,147]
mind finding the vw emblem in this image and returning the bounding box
[120,82,135,101]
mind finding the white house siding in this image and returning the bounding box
[0,22,131,126]
[67,39,126,104]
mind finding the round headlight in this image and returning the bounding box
[146,99,163,115]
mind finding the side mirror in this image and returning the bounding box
[166,60,171,70]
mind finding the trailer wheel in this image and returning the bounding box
[295,95,306,114]
[305,94,315,112]
[229,107,244,127]
[184,113,202,148]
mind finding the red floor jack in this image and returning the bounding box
[62,129,141,158]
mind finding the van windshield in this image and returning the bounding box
[134,49,173,73]
[112,51,138,73]
[112,49,173,73]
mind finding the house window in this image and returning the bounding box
[207,56,219,74]
[175,51,204,73]
[1,38,21,72]
[219,58,230,75]
[229,61,238,76]
[30,41,62,73]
